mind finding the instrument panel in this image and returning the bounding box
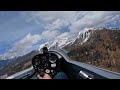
[32,52,60,78]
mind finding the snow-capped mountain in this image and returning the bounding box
[38,27,120,52]
[64,28,120,73]
[38,27,100,51]
[69,27,120,46]
[71,28,93,45]
[49,38,73,49]
[38,38,72,51]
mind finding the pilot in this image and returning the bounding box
[42,46,48,54]
[37,46,69,79]
[37,72,69,79]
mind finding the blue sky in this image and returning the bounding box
[0,11,120,59]
[0,12,44,53]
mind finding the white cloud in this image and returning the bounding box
[41,30,60,41]
[44,19,68,31]
[29,11,120,40]
[0,33,42,59]
[57,32,69,39]
[12,33,42,50]
[68,11,120,38]
[30,11,77,22]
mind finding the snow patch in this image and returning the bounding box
[71,27,93,44]
[38,38,71,52]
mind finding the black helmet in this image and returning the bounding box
[42,46,48,54]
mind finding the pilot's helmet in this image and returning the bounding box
[42,47,48,50]
[42,46,48,53]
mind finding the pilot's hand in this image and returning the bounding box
[37,73,52,79]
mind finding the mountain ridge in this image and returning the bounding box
[64,28,120,73]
